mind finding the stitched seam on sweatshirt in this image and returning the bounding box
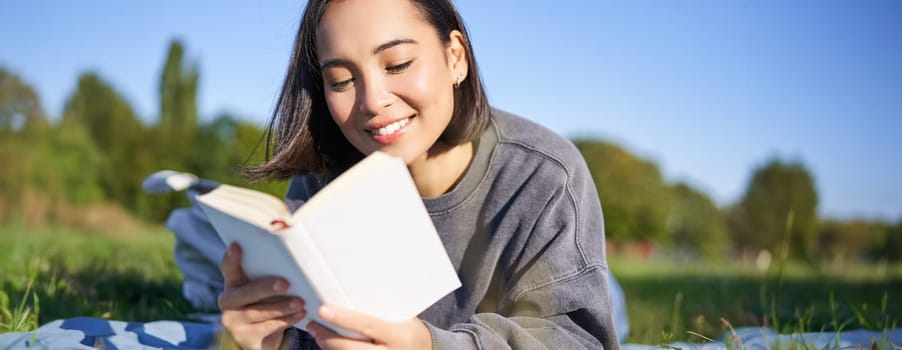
[429,118,502,217]
[447,326,484,350]
[498,139,589,268]
[513,263,607,302]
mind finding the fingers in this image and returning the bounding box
[308,306,432,349]
[307,322,374,350]
[257,312,306,337]
[217,242,311,350]
[316,305,387,341]
[219,276,292,310]
[220,293,306,349]
[227,310,307,350]
[221,243,249,288]
[226,296,305,324]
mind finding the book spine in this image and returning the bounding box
[279,222,366,340]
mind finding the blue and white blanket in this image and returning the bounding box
[0,317,217,349]
[1,316,899,349]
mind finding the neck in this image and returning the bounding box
[408,141,474,198]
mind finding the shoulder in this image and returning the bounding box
[284,175,328,212]
[484,109,607,278]
[490,108,588,177]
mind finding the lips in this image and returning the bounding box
[367,117,410,136]
[366,116,413,144]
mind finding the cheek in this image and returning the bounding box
[400,65,450,108]
[325,92,354,124]
[393,66,428,94]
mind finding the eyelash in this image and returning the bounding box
[387,60,414,74]
[330,79,352,90]
[328,60,414,91]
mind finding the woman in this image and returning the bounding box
[218,0,620,349]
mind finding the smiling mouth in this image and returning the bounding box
[367,117,411,136]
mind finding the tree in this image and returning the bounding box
[0,68,58,224]
[133,39,202,221]
[669,183,727,260]
[882,219,902,262]
[157,39,199,169]
[729,159,819,260]
[43,117,107,206]
[817,218,887,265]
[573,139,673,242]
[189,113,288,197]
[62,72,150,209]
[0,67,50,136]
[0,68,106,225]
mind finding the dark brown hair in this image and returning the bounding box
[244,0,491,181]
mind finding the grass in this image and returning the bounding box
[0,224,194,333]
[610,255,901,344]
[1,224,899,347]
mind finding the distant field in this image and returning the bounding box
[610,256,901,343]
[0,224,193,332]
[1,225,899,344]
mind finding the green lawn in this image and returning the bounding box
[610,256,901,343]
[0,224,193,333]
[1,225,899,345]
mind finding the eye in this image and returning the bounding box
[386,60,414,74]
[329,78,354,91]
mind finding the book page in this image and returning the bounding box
[198,186,362,338]
[198,185,292,229]
[297,152,461,322]
[197,204,316,292]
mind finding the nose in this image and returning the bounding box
[356,74,393,116]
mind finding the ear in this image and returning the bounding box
[446,30,469,86]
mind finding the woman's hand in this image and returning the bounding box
[306,305,432,350]
[219,243,307,350]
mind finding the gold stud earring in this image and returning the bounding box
[454,74,464,88]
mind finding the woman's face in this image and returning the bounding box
[316,0,467,165]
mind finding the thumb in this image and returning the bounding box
[318,304,392,341]
[220,243,249,288]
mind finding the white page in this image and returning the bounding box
[198,187,367,338]
[196,205,321,315]
[298,153,461,322]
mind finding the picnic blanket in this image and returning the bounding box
[1,317,899,349]
[0,317,217,349]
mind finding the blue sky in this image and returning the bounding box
[2,1,900,219]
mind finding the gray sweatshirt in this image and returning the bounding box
[285,109,619,349]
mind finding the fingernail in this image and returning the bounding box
[319,306,334,320]
[290,300,301,310]
[274,280,287,292]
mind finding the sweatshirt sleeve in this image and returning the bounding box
[426,153,620,350]
[424,267,616,349]
[283,175,327,212]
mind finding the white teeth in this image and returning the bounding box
[373,118,409,136]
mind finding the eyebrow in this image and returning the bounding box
[373,38,417,55]
[320,38,418,70]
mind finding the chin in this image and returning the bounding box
[382,149,416,165]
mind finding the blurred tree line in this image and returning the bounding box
[574,140,902,264]
[0,39,898,263]
[0,40,286,230]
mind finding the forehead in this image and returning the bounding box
[316,0,434,57]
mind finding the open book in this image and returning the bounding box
[196,151,461,339]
